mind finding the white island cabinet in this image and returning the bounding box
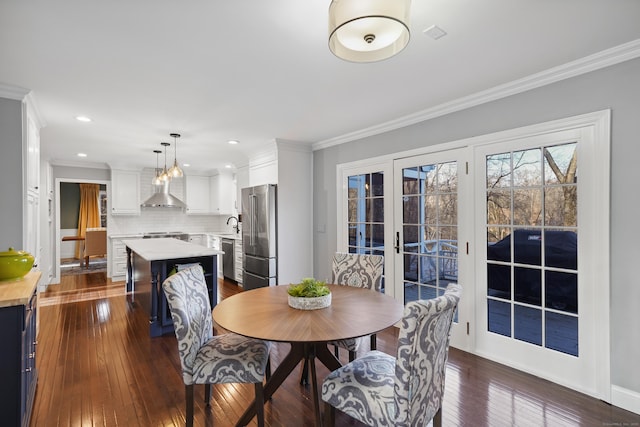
[111,170,140,215]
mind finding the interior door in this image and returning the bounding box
[393,149,471,349]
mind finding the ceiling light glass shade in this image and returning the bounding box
[152,150,163,185]
[328,0,411,63]
[168,133,184,178]
[160,142,171,182]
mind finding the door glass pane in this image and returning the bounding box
[485,142,578,356]
[402,161,458,305]
[347,172,385,283]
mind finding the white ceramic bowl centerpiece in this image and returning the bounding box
[287,278,331,310]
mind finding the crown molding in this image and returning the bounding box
[312,38,640,151]
[0,83,30,100]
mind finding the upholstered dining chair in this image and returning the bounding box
[162,265,271,427]
[329,252,384,360]
[83,227,106,268]
[300,252,384,385]
[321,283,462,427]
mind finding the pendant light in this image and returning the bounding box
[160,142,171,182]
[168,133,184,178]
[328,0,411,63]
[152,149,163,185]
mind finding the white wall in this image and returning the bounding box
[312,57,640,412]
[0,97,24,249]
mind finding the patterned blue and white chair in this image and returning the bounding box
[330,252,385,361]
[301,252,384,385]
[321,283,462,427]
[162,265,271,427]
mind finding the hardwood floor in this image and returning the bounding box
[33,274,639,426]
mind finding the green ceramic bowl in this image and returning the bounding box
[0,247,35,281]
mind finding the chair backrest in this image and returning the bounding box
[393,283,462,426]
[84,228,107,257]
[331,252,384,291]
[162,265,213,385]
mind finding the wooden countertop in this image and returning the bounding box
[0,270,41,307]
[122,237,224,261]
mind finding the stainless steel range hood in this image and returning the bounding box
[141,180,186,209]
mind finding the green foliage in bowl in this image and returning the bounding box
[287,278,330,298]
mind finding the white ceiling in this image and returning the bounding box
[1,1,640,174]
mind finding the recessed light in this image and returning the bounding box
[228,140,239,145]
[77,153,87,157]
[76,116,92,122]
[225,164,232,168]
[183,163,190,167]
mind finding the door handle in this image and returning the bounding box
[395,231,400,254]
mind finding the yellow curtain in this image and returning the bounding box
[75,184,101,259]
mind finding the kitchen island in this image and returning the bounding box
[122,238,223,337]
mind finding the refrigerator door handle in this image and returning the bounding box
[250,194,256,247]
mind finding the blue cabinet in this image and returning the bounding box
[0,287,38,426]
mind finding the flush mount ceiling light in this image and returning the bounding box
[168,133,184,178]
[328,0,411,63]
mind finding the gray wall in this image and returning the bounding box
[313,58,640,396]
[0,97,24,249]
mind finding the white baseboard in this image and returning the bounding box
[611,385,640,415]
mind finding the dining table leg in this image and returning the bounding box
[235,342,306,426]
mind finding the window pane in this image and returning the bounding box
[513,188,542,226]
[512,149,542,187]
[403,195,420,224]
[545,271,578,314]
[404,254,418,281]
[419,256,437,284]
[545,186,577,227]
[545,230,577,270]
[545,311,578,356]
[514,229,541,266]
[403,225,420,249]
[438,162,457,192]
[488,299,511,337]
[514,267,541,306]
[439,194,457,225]
[403,167,419,195]
[404,282,418,304]
[422,165,437,193]
[486,152,511,188]
[544,143,577,185]
[371,224,384,249]
[487,189,511,225]
[372,198,384,222]
[487,227,511,262]
[371,172,384,196]
[514,305,542,346]
[488,264,511,299]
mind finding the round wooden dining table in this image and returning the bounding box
[212,283,404,426]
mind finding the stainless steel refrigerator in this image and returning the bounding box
[242,184,277,290]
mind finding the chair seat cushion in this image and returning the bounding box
[328,336,362,352]
[191,333,270,385]
[321,350,397,426]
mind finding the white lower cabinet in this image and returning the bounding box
[110,239,128,280]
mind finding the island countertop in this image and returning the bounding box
[121,237,224,261]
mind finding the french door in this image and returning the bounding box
[473,123,609,398]
[393,149,472,349]
[339,111,610,400]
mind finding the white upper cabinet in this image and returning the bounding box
[185,175,211,214]
[111,169,140,215]
[210,171,235,215]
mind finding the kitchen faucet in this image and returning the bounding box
[226,216,239,234]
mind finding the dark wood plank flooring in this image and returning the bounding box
[33,273,639,426]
